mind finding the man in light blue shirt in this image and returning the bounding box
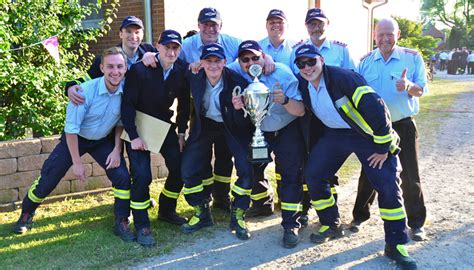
[14,48,135,243]
[351,18,428,242]
[230,40,306,248]
[258,9,297,67]
[180,7,241,65]
[289,8,356,74]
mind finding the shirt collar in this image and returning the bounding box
[198,33,223,50]
[374,46,401,62]
[99,77,123,96]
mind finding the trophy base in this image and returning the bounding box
[248,145,272,164]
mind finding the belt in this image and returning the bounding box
[393,116,414,124]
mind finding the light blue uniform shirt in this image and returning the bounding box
[357,46,428,122]
[290,39,356,74]
[157,55,174,80]
[180,33,242,64]
[203,77,224,122]
[65,77,123,140]
[308,77,350,129]
[258,37,297,67]
[227,62,301,132]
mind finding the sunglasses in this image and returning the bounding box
[295,58,318,69]
[240,55,261,63]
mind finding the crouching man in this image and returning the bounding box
[295,44,416,270]
[13,47,135,243]
[181,43,254,240]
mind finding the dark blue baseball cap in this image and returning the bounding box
[294,44,322,61]
[201,43,225,59]
[266,9,287,21]
[158,29,182,46]
[238,40,263,57]
[198,7,222,23]
[120,16,144,30]
[305,8,329,24]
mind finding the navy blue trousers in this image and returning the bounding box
[182,117,253,209]
[304,128,409,245]
[260,120,305,230]
[22,133,130,219]
[126,128,183,230]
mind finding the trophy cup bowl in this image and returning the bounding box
[239,64,272,163]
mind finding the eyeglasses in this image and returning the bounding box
[295,58,318,69]
[240,55,260,63]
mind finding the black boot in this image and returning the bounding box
[113,217,136,242]
[158,194,187,225]
[181,201,214,234]
[230,207,250,240]
[385,244,417,270]
[13,211,35,234]
[310,224,345,244]
[283,228,299,248]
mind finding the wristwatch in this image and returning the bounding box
[282,95,290,105]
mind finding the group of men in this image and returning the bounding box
[437,47,474,75]
[13,6,429,270]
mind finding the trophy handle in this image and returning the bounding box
[232,86,250,118]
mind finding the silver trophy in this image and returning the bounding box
[233,64,272,163]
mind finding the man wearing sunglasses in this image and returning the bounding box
[180,43,254,240]
[229,40,306,248]
[295,44,417,270]
[289,8,355,74]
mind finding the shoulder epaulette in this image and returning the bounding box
[332,40,347,47]
[360,51,372,61]
[292,39,306,49]
[404,48,419,55]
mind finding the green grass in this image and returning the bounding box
[0,183,230,269]
[1,78,470,268]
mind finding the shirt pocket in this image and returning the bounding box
[365,74,379,84]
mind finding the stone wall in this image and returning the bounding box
[0,135,167,209]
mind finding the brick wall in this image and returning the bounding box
[0,136,167,208]
[88,0,165,56]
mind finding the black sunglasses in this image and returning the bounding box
[295,58,318,69]
[240,55,261,63]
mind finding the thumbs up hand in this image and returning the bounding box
[395,68,412,92]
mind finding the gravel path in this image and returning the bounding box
[133,75,474,270]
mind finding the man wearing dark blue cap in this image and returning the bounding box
[66,16,158,105]
[295,44,417,270]
[229,40,306,248]
[258,9,297,67]
[289,8,355,74]
[180,43,254,240]
[179,7,245,213]
[121,29,190,247]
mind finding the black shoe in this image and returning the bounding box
[137,227,156,247]
[13,212,35,234]
[113,217,136,242]
[230,207,251,240]
[349,219,363,233]
[212,198,231,211]
[245,205,274,218]
[411,227,426,242]
[310,224,345,244]
[283,228,299,248]
[385,244,417,270]
[299,214,309,228]
[158,211,187,225]
[181,202,214,234]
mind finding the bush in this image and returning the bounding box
[0,0,118,140]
